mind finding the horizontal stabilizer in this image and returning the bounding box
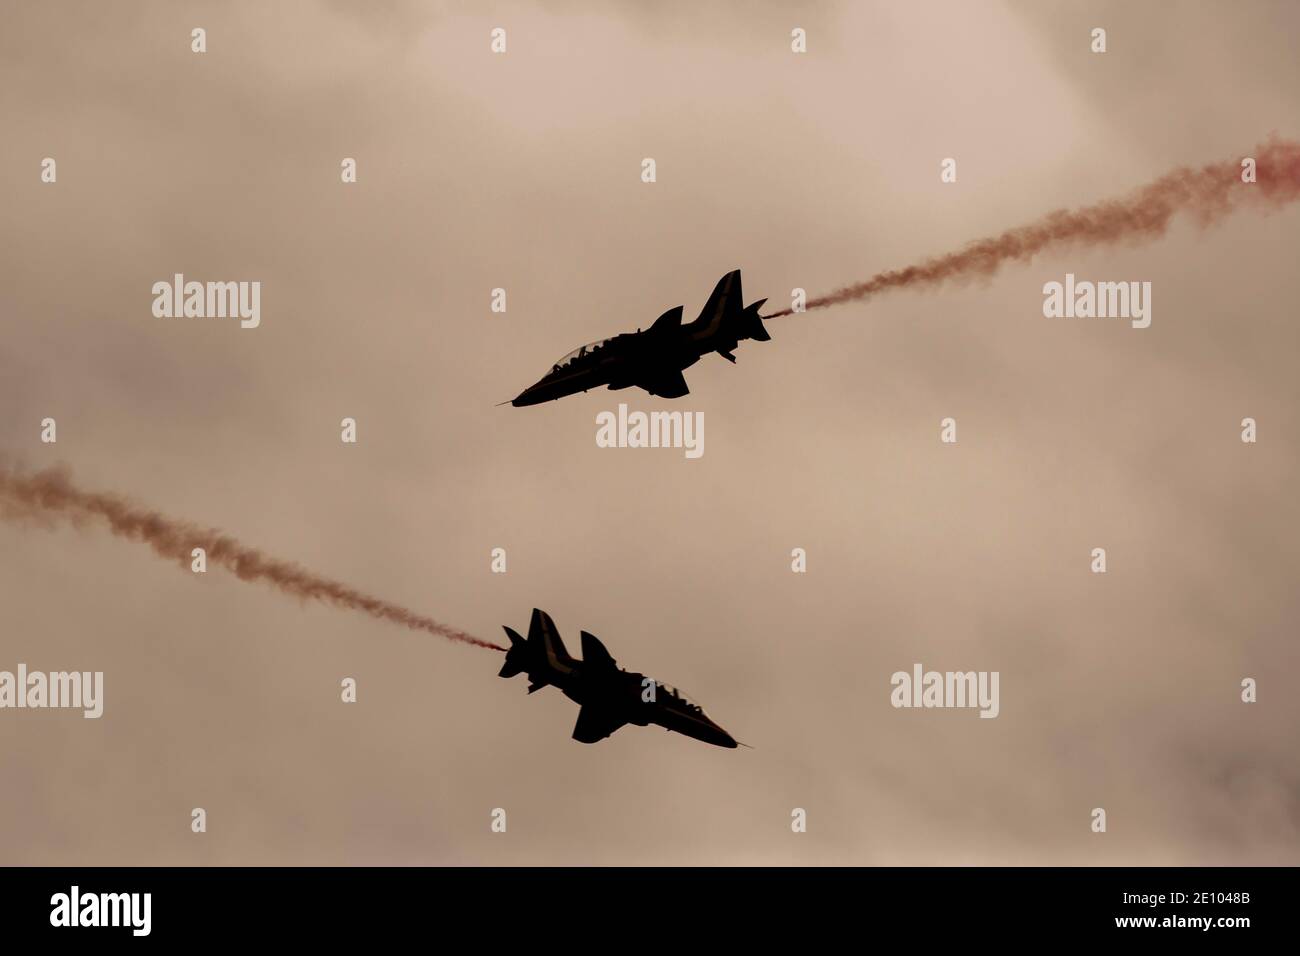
[498,626,527,678]
[743,301,770,341]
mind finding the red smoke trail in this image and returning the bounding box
[0,463,505,652]
[764,136,1300,318]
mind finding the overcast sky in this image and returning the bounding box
[0,0,1296,864]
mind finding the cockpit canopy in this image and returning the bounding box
[657,682,702,713]
[552,337,615,372]
[619,668,704,712]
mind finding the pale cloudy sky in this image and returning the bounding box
[0,0,1296,864]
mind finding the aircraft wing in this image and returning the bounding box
[572,704,628,744]
[639,368,690,399]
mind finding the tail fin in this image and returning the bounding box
[691,270,771,345]
[528,608,574,671]
[693,269,743,335]
[498,609,575,690]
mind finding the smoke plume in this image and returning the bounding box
[764,137,1300,318]
[0,462,504,651]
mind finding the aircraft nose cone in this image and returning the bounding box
[703,719,739,748]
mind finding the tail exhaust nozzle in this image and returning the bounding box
[743,300,771,342]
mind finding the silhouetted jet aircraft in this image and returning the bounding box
[510,269,769,406]
[498,609,740,748]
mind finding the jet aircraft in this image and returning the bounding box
[498,609,740,749]
[510,269,769,406]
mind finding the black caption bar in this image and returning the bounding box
[0,867,1289,943]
